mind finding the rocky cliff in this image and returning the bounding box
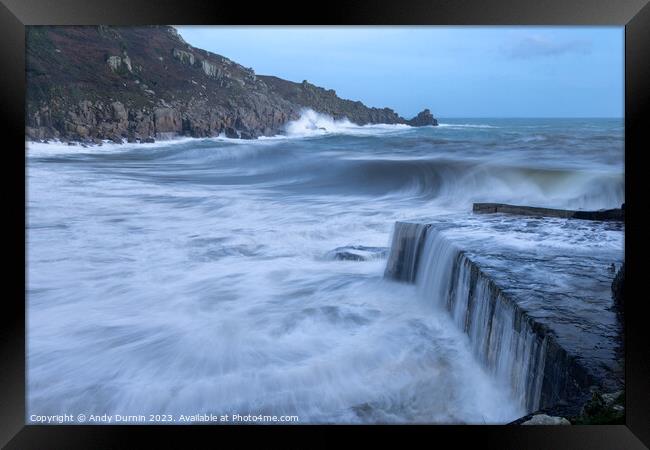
[26,26,438,143]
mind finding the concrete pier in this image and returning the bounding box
[472,203,624,221]
[384,216,624,414]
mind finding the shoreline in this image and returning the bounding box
[25,119,432,148]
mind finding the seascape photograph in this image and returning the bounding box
[25,26,625,425]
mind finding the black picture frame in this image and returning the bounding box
[2,0,648,447]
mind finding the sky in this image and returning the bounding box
[175,26,624,119]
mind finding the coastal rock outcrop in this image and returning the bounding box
[153,107,182,136]
[509,389,625,425]
[406,108,438,126]
[521,414,571,425]
[26,26,438,143]
[325,246,388,261]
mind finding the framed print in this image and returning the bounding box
[2,0,649,447]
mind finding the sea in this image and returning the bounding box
[26,112,624,424]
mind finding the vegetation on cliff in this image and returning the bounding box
[26,26,437,143]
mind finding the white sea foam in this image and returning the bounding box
[26,118,623,424]
[283,109,413,137]
[26,136,204,156]
[26,110,414,157]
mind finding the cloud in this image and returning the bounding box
[503,35,592,59]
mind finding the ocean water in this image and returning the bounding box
[26,114,624,424]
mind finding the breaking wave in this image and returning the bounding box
[283,109,413,137]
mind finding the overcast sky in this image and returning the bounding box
[175,26,623,119]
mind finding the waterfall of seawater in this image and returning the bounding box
[387,222,547,412]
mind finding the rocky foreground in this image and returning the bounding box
[26,26,438,143]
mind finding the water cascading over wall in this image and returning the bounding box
[384,221,592,413]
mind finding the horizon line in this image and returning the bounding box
[434,116,624,119]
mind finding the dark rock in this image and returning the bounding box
[406,108,438,127]
[108,133,123,144]
[239,130,256,140]
[111,101,127,121]
[142,137,155,143]
[509,389,625,425]
[521,414,571,425]
[326,246,388,262]
[573,390,625,424]
[224,127,239,139]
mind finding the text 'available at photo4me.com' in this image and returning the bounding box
[29,413,301,424]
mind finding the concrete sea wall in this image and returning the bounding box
[384,221,606,413]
